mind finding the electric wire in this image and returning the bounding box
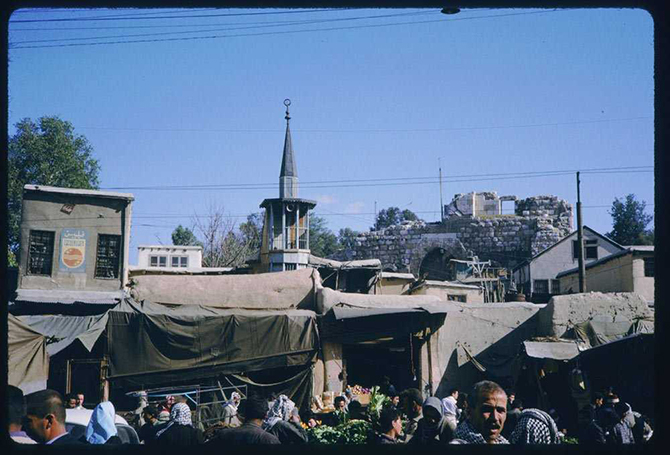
[9,9,563,49]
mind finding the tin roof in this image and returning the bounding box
[24,184,134,201]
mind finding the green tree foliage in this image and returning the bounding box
[337,227,360,252]
[171,225,202,246]
[373,206,420,230]
[239,212,263,252]
[8,116,100,258]
[606,194,654,245]
[309,215,339,258]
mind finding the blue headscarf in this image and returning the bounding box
[85,401,118,444]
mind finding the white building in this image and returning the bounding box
[136,245,203,269]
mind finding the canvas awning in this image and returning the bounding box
[523,340,581,361]
[8,314,49,394]
[129,268,319,310]
[106,299,320,386]
[16,313,109,356]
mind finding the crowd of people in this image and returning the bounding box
[9,379,653,446]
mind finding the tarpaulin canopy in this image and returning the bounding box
[128,268,319,310]
[16,313,109,356]
[523,340,581,361]
[106,299,319,387]
[8,314,49,394]
[316,286,446,315]
[571,314,655,348]
[308,255,382,270]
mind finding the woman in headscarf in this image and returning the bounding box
[154,402,204,446]
[221,392,241,427]
[262,394,308,444]
[509,408,561,444]
[408,397,453,444]
[83,401,122,444]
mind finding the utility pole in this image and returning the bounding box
[374,201,377,228]
[576,172,586,293]
[439,158,444,222]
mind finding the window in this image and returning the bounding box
[28,230,55,275]
[533,279,549,294]
[95,234,121,279]
[447,294,467,302]
[171,256,188,268]
[573,239,598,260]
[644,257,654,277]
[284,263,297,271]
[150,255,167,267]
[551,280,561,294]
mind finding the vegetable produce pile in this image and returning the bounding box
[307,419,372,444]
[349,384,371,395]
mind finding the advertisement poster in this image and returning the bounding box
[59,228,87,272]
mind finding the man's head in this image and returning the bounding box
[334,396,346,411]
[65,393,78,409]
[449,387,459,400]
[468,380,507,444]
[391,395,400,407]
[592,392,604,408]
[143,405,159,423]
[402,388,423,418]
[76,392,84,407]
[379,407,402,437]
[24,389,68,443]
[507,391,515,404]
[237,395,269,423]
[8,385,26,431]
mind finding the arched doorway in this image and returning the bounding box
[419,248,455,281]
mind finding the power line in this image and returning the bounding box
[101,166,652,191]
[72,115,651,134]
[9,8,353,23]
[10,10,438,45]
[10,9,563,49]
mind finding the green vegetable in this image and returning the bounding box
[307,419,373,444]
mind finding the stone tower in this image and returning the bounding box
[259,100,316,272]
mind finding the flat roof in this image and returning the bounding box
[24,184,134,201]
[138,245,203,251]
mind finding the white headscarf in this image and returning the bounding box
[225,392,241,411]
[155,402,192,438]
[85,402,118,444]
[262,395,295,430]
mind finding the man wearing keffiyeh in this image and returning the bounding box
[451,380,509,444]
[154,402,203,445]
[510,408,561,444]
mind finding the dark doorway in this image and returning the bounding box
[343,341,417,393]
[419,248,454,281]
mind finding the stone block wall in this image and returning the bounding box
[342,195,573,272]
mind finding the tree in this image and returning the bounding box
[192,204,258,268]
[171,225,201,246]
[8,116,100,259]
[239,212,263,253]
[606,194,653,246]
[373,206,421,230]
[309,215,339,258]
[337,227,360,252]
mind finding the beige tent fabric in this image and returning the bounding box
[129,267,320,310]
[8,314,49,394]
[316,287,450,314]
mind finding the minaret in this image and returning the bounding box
[259,99,317,272]
[280,100,298,198]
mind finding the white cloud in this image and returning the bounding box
[345,202,366,214]
[315,194,337,205]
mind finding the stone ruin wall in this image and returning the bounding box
[344,195,573,273]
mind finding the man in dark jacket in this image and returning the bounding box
[400,388,423,442]
[24,389,84,445]
[208,396,280,445]
[153,402,203,446]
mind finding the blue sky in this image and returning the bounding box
[8,7,654,263]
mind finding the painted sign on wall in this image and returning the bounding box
[60,228,87,272]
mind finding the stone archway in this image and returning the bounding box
[408,236,472,278]
[419,248,455,281]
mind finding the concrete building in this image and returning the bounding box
[408,280,484,303]
[556,246,654,303]
[15,185,133,303]
[259,100,316,272]
[136,244,203,269]
[512,226,625,302]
